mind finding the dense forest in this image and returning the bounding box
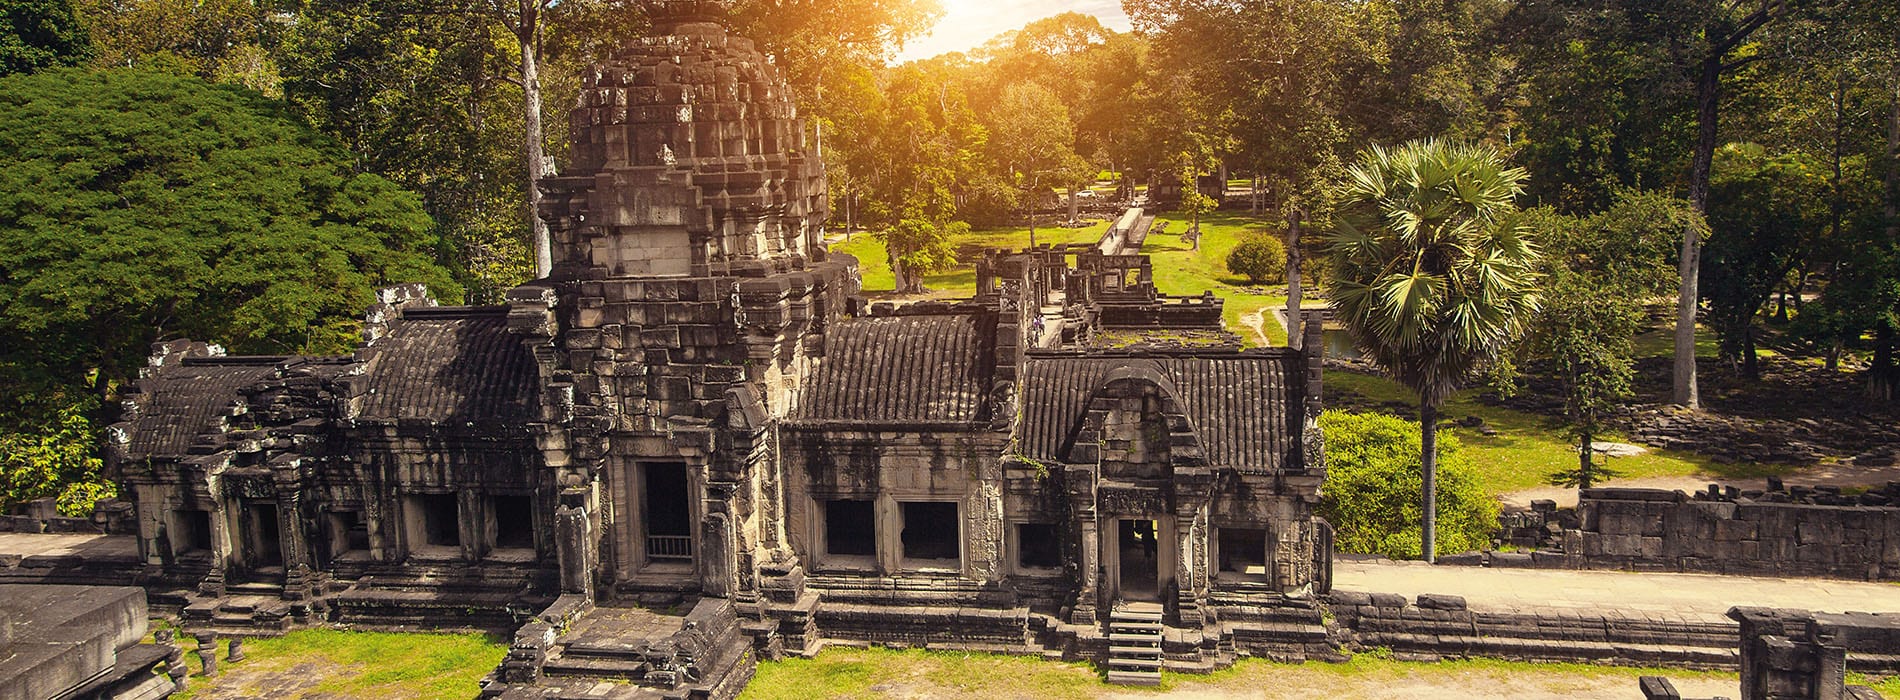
[1,0,1897,514]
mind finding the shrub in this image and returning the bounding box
[1226,235,1287,284]
[1317,410,1498,559]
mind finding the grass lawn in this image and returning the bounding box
[828,210,1301,347]
[742,646,1764,700]
[166,627,508,699]
[1141,210,1319,347]
[830,221,1110,299]
[1324,369,1789,497]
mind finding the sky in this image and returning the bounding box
[893,0,1134,63]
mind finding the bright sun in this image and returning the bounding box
[894,0,1132,63]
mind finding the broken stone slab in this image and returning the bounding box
[1415,594,1467,612]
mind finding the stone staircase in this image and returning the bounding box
[183,581,291,636]
[1104,601,1164,686]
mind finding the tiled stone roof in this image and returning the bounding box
[127,359,280,458]
[1019,355,1294,471]
[357,307,538,422]
[794,314,993,423]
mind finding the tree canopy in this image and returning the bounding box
[0,68,458,400]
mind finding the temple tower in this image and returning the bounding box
[522,0,857,604]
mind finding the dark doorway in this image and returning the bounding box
[413,494,461,548]
[1219,527,1268,579]
[173,509,212,556]
[1118,519,1160,599]
[900,501,959,565]
[325,511,369,561]
[240,502,284,577]
[491,495,535,550]
[644,463,692,562]
[1016,523,1061,570]
[823,499,876,558]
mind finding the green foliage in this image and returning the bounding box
[0,393,113,516]
[1519,190,1698,488]
[0,68,458,403]
[0,0,89,76]
[877,219,961,293]
[1318,410,1497,559]
[1326,139,1541,409]
[1225,235,1287,284]
[1702,143,1834,373]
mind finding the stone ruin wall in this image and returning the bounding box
[1556,487,1900,581]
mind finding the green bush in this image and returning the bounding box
[1225,235,1287,284]
[1318,410,1498,559]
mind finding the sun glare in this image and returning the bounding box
[895,0,1132,63]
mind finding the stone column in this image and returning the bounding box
[196,630,219,677]
[555,487,596,597]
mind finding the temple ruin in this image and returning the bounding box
[99,4,1333,696]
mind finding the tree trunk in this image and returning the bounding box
[1420,402,1438,563]
[1742,323,1759,380]
[1578,427,1595,490]
[1675,55,1723,409]
[1068,185,1079,225]
[1284,208,1304,350]
[515,0,551,279]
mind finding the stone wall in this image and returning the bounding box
[1326,590,1739,668]
[1557,487,1900,581]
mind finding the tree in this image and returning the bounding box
[1702,144,1832,378]
[74,0,282,92]
[1325,139,1540,562]
[879,219,960,293]
[1317,410,1497,559]
[0,0,89,76]
[1176,151,1219,251]
[1227,236,1288,284]
[1522,191,1694,489]
[0,68,459,405]
[991,82,1090,247]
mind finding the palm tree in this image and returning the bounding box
[1325,139,1541,563]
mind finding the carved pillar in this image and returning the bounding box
[701,510,733,598]
[555,487,596,598]
[1066,465,1099,625]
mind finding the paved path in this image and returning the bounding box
[1335,556,1900,622]
[0,532,138,560]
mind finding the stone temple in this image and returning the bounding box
[102,5,1333,695]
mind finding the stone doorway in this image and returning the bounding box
[642,463,693,566]
[234,501,284,582]
[1117,519,1162,601]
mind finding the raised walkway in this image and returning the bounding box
[1335,554,1900,621]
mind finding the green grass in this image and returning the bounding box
[742,646,1746,699]
[1323,369,1789,496]
[1141,210,1318,347]
[167,627,508,700]
[829,221,1110,298]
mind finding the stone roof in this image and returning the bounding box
[127,358,281,458]
[794,314,994,424]
[357,307,539,422]
[1019,355,1295,471]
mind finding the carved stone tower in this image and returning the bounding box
[524,1,857,605]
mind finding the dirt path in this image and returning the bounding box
[1238,309,1270,347]
[1104,667,1738,700]
[1501,462,1900,509]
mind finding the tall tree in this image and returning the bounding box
[0,0,90,75]
[991,81,1090,247]
[1326,139,1540,562]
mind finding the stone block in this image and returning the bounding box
[1416,594,1467,611]
[1369,592,1407,609]
[1714,519,1758,542]
[1328,591,1372,607]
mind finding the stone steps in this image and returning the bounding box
[1104,602,1163,686]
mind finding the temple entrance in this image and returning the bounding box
[1117,519,1161,600]
[642,463,693,565]
[234,501,284,581]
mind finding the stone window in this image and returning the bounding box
[1015,523,1061,571]
[1218,527,1269,579]
[900,501,960,567]
[325,511,369,560]
[408,494,461,550]
[173,509,211,555]
[489,495,535,551]
[822,499,875,561]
